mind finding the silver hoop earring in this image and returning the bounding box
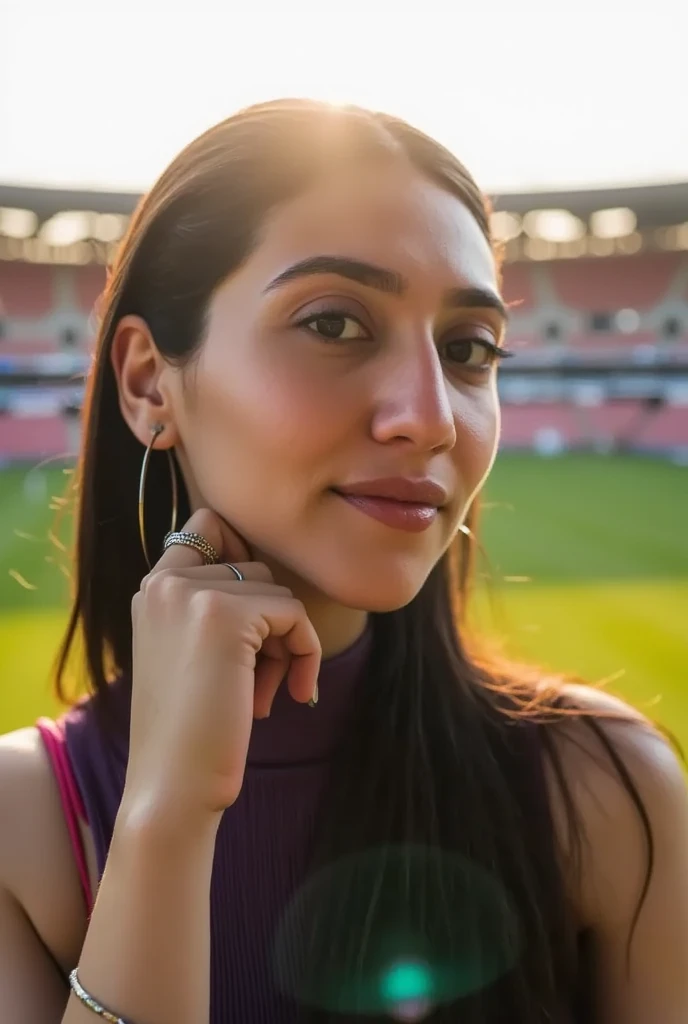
[138,424,178,570]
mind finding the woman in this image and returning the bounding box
[0,99,686,1024]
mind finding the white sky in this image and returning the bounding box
[1,0,687,195]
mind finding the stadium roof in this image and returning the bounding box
[2,179,687,265]
[491,180,688,231]
[0,183,141,221]
[1,179,687,230]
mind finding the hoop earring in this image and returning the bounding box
[138,423,178,570]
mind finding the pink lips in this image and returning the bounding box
[332,477,449,534]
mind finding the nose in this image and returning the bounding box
[370,336,456,455]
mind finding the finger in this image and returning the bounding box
[141,578,293,602]
[151,508,250,574]
[142,562,274,588]
[253,598,321,705]
[252,635,291,718]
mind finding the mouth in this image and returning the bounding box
[330,477,449,534]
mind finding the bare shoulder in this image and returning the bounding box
[544,683,688,929]
[0,727,91,972]
[552,682,683,795]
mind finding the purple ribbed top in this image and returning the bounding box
[62,627,373,1024]
[57,626,588,1023]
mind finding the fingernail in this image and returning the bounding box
[308,683,319,708]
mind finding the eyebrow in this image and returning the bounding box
[264,255,509,322]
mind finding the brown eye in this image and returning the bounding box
[443,338,503,369]
[299,312,369,342]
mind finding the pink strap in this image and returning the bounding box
[36,718,93,915]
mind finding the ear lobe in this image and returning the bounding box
[110,314,180,447]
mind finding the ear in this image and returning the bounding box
[110,315,180,448]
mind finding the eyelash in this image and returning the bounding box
[296,309,514,370]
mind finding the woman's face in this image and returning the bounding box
[169,162,504,612]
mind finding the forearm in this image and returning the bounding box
[62,803,220,1024]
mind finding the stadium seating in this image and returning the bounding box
[0,415,69,459]
[634,405,688,447]
[0,251,687,461]
[0,338,60,356]
[0,263,53,317]
[499,399,688,452]
[499,404,581,447]
[547,253,682,311]
[501,263,537,312]
[73,265,106,314]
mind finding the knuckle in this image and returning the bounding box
[138,572,153,596]
[190,586,227,621]
[146,570,184,604]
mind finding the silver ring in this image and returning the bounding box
[163,531,219,565]
[222,562,245,582]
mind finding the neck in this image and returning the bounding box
[304,600,368,660]
[259,559,368,659]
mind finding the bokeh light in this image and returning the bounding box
[272,844,521,1016]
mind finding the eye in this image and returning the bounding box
[297,311,370,342]
[442,337,509,371]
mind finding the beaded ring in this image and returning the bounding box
[163,530,219,565]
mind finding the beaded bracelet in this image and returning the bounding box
[69,968,130,1023]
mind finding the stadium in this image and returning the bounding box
[1,177,687,738]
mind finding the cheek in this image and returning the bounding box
[452,389,500,493]
[182,343,356,485]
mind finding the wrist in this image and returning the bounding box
[115,787,222,855]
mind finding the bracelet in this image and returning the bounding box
[69,968,130,1023]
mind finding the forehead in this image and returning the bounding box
[245,163,498,294]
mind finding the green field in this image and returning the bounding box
[0,454,686,742]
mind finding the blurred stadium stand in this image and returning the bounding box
[0,180,687,464]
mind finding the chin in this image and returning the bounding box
[313,563,435,614]
[357,590,422,613]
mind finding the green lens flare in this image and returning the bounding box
[272,844,521,1015]
[380,959,433,1003]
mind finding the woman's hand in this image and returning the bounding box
[123,507,321,823]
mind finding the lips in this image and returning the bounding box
[331,477,449,533]
[334,477,449,507]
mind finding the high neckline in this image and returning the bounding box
[246,623,373,768]
[87,623,373,772]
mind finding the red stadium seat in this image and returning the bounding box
[499,404,581,446]
[501,263,537,312]
[0,337,59,355]
[499,399,688,452]
[548,253,682,312]
[635,405,688,446]
[585,400,645,437]
[0,263,54,317]
[0,416,69,458]
[73,265,107,314]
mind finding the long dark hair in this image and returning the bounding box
[56,99,652,1021]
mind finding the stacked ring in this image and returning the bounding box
[163,531,219,565]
